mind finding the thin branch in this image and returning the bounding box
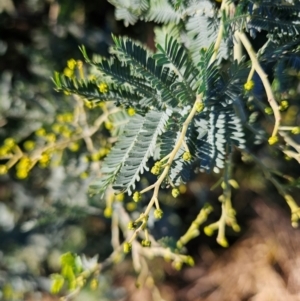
[236,31,281,137]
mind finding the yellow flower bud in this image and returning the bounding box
[67,59,77,70]
[23,140,35,151]
[204,226,214,236]
[35,128,46,137]
[128,221,137,230]
[264,107,273,115]
[98,83,108,93]
[291,127,300,134]
[16,169,28,179]
[123,242,132,253]
[141,240,151,247]
[0,146,10,156]
[195,101,204,113]
[45,133,56,143]
[279,100,289,111]
[85,101,96,109]
[68,142,80,152]
[154,208,163,219]
[4,138,16,148]
[63,67,74,78]
[115,193,124,202]
[182,151,192,161]
[39,153,50,164]
[104,121,113,130]
[268,136,278,145]
[133,191,142,202]
[127,107,136,116]
[104,207,112,218]
[244,80,254,91]
[171,188,180,198]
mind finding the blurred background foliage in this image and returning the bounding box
[1,0,300,301]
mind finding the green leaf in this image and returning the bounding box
[185,1,228,63]
[112,36,181,107]
[90,113,146,197]
[113,109,171,194]
[108,0,149,26]
[154,35,199,104]
[146,0,181,23]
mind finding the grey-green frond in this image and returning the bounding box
[90,109,171,196]
[113,109,171,194]
[145,0,182,23]
[185,0,228,64]
[112,36,183,108]
[90,114,146,197]
[108,0,149,26]
[154,23,181,47]
[154,35,199,104]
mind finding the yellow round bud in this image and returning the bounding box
[4,138,16,148]
[141,240,151,247]
[244,80,254,91]
[104,207,112,218]
[128,221,137,230]
[98,83,108,93]
[172,188,180,198]
[154,209,163,219]
[16,169,28,179]
[291,127,300,134]
[35,128,46,137]
[123,242,132,253]
[279,100,289,111]
[151,165,160,175]
[204,226,214,236]
[182,152,192,161]
[104,121,113,130]
[268,136,278,145]
[132,191,142,202]
[67,59,77,70]
[63,67,74,78]
[217,237,229,248]
[68,142,80,152]
[23,140,35,151]
[264,107,273,115]
[196,102,204,113]
[127,107,136,116]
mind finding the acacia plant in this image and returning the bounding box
[51,0,300,297]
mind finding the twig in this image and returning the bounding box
[236,31,281,137]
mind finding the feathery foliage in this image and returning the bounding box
[50,1,300,285]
